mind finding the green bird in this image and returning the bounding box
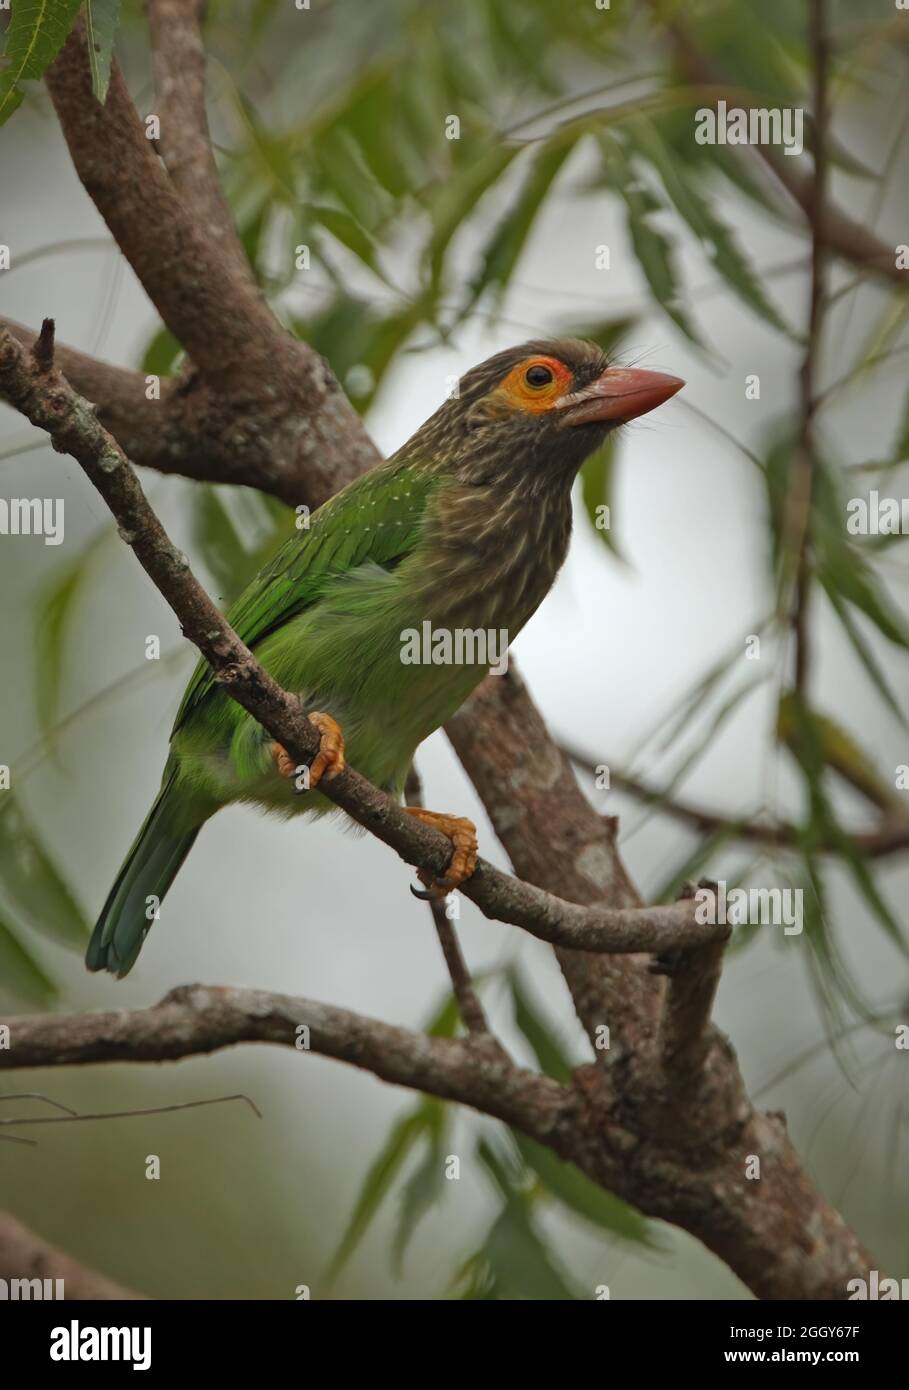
[88,339,682,976]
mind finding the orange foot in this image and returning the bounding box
[271,712,346,791]
[405,807,478,898]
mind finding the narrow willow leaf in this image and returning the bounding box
[894,385,909,462]
[467,138,575,311]
[0,797,88,947]
[483,1202,578,1300]
[627,118,791,335]
[325,1105,429,1284]
[510,969,573,1084]
[191,486,284,605]
[821,580,907,726]
[476,1142,579,1300]
[580,435,625,562]
[325,990,464,1281]
[778,694,903,814]
[35,538,105,748]
[818,541,909,651]
[598,134,703,347]
[650,827,732,906]
[513,1133,659,1246]
[0,918,57,1006]
[427,146,516,288]
[0,0,83,125]
[308,204,379,274]
[84,0,120,104]
[391,1101,448,1272]
[779,697,907,954]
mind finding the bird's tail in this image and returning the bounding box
[86,768,203,978]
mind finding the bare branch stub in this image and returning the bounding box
[30,317,56,374]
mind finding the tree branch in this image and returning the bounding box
[658,7,907,288]
[405,764,493,1037]
[0,985,573,1143]
[0,317,323,506]
[147,0,249,278]
[0,984,878,1302]
[0,319,721,960]
[0,1211,144,1300]
[562,743,909,860]
[43,22,378,505]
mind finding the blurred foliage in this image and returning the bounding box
[0,0,83,125]
[326,981,657,1298]
[2,0,909,1296]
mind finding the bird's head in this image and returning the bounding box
[413,338,683,489]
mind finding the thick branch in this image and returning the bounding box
[147,0,250,277]
[45,23,277,397]
[0,987,877,1302]
[1,985,573,1146]
[0,317,324,506]
[44,23,377,504]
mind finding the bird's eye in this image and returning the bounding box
[525,364,554,388]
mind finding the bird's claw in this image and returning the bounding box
[271,712,346,792]
[405,808,478,899]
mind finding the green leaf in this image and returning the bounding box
[474,1140,579,1300]
[190,486,285,606]
[817,534,909,651]
[580,435,625,562]
[0,795,89,947]
[0,917,57,1007]
[822,581,906,727]
[84,0,120,104]
[325,1104,430,1284]
[598,134,703,347]
[513,1133,658,1246]
[509,969,573,1084]
[35,540,105,749]
[0,0,83,126]
[308,204,379,275]
[627,117,791,336]
[483,1202,578,1300]
[313,126,390,233]
[778,695,908,956]
[391,1100,448,1272]
[427,145,517,289]
[467,138,575,311]
[140,326,183,377]
[650,827,732,906]
[894,385,909,463]
[325,987,464,1282]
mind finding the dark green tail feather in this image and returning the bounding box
[87,772,201,978]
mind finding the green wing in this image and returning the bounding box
[173,458,438,731]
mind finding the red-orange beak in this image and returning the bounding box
[556,366,684,426]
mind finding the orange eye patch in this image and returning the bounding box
[494,356,573,414]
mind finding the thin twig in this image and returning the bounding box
[405,765,492,1037]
